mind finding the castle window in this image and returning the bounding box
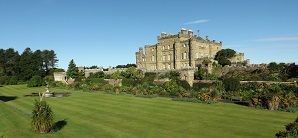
[168,45,170,49]
[163,46,165,50]
[196,53,199,58]
[151,48,154,52]
[163,55,166,61]
[183,52,187,59]
[168,54,171,61]
[168,64,171,69]
[152,55,155,62]
[183,44,186,47]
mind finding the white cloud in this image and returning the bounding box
[254,36,298,42]
[184,19,209,25]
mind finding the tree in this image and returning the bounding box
[42,50,58,74]
[27,75,45,87]
[66,59,79,79]
[19,48,34,81]
[214,49,236,66]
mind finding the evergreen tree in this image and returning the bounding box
[66,59,79,79]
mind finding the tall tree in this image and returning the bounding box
[19,48,34,81]
[66,59,79,79]
[4,48,20,76]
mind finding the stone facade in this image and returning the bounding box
[136,28,222,71]
[53,72,67,82]
[230,53,245,64]
[78,67,104,78]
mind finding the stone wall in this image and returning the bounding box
[53,72,66,83]
[136,28,222,72]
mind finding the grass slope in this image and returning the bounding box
[0,85,297,138]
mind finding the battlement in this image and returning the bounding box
[157,28,222,45]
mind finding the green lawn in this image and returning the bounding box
[0,85,297,138]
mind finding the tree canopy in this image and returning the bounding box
[214,49,236,66]
[0,48,58,84]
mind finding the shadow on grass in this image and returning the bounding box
[52,119,67,132]
[0,96,17,102]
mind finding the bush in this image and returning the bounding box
[143,72,157,85]
[0,76,10,85]
[89,71,105,78]
[163,80,184,97]
[27,76,45,87]
[223,77,240,92]
[276,117,298,138]
[178,80,191,90]
[8,76,18,85]
[31,100,54,133]
[192,82,213,91]
[122,78,140,87]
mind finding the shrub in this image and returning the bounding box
[122,78,140,87]
[143,72,157,85]
[163,80,184,97]
[192,82,213,91]
[0,76,10,85]
[89,71,105,78]
[9,76,18,85]
[276,117,298,138]
[178,80,191,90]
[223,77,240,92]
[27,76,45,87]
[31,100,54,133]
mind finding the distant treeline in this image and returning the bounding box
[0,48,59,84]
[115,64,136,68]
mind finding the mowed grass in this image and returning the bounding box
[0,85,297,138]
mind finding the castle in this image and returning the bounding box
[136,28,245,71]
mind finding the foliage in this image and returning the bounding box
[192,82,213,91]
[66,59,79,79]
[163,80,184,97]
[27,75,45,87]
[31,100,54,133]
[240,83,298,111]
[9,76,18,85]
[0,48,58,84]
[172,97,214,104]
[159,71,180,81]
[88,71,105,79]
[276,117,298,138]
[218,58,231,66]
[115,64,136,68]
[142,72,157,85]
[194,68,206,80]
[214,49,236,66]
[222,77,240,92]
[178,80,191,90]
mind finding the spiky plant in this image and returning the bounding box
[31,100,54,133]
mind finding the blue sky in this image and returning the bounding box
[0,0,297,69]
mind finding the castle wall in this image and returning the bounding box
[136,29,222,71]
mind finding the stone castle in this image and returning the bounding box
[136,28,245,71]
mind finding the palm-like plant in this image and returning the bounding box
[31,83,54,133]
[31,100,54,133]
